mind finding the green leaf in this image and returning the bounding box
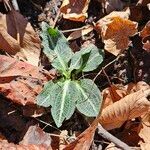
[41,22,73,72]
[69,47,91,71]
[51,80,77,127]
[75,79,102,117]
[70,44,104,73]
[36,80,58,107]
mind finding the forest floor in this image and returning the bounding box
[0,0,150,149]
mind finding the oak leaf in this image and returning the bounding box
[95,10,138,56]
[0,10,41,66]
[60,0,90,22]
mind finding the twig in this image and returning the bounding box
[61,26,89,33]
[12,0,19,11]
[102,67,111,86]
[3,0,11,11]
[34,118,61,132]
[93,56,119,82]
[98,123,132,150]
[52,9,61,28]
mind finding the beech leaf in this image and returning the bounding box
[99,89,150,130]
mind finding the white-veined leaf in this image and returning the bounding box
[69,44,104,73]
[75,79,102,116]
[51,80,77,127]
[36,80,59,107]
[41,22,73,72]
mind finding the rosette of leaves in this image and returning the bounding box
[37,22,104,127]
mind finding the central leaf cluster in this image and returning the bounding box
[36,22,104,127]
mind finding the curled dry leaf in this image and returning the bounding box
[99,89,150,130]
[60,0,90,22]
[95,10,138,56]
[67,25,93,41]
[140,21,150,52]
[102,81,149,109]
[64,119,98,150]
[0,55,53,105]
[139,113,150,150]
[0,10,41,66]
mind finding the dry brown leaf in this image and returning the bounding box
[67,25,93,41]
[102,81,149,109]
[64,119,98,150]
[0,10,41,66]
[139,113,150,150]
[137,0,150,6]
[0,139,50,150]
[101,0,127,14]
[140,21,150,52]
[0,55,53,105]
[95,10,138,56]
[20,125,52,148]
[102,85,127,109]
[60,0,90,22]
[99,89,150,130]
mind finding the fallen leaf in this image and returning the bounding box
[0,55,53,105]
[101,0,127,14]
[99,89,150,130]
[0,10,41,66]
[0,139,50,150]
[64,119,98,150]
[60,0,90,22]
[67,25,93,41]
[139,113,150,150]
[140,21,150,52]
[95,10,138,56]
[137,0,150,6]
[102,82,148,109]
[20,125,52,148]
[102,85,127,109]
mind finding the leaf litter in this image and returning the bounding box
[0,0,150,149]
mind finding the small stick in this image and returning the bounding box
[12,0,19,11]
[52,9,61,28]
[97,123,132,150]
[102,67,111,86]
[61,26,90,33]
